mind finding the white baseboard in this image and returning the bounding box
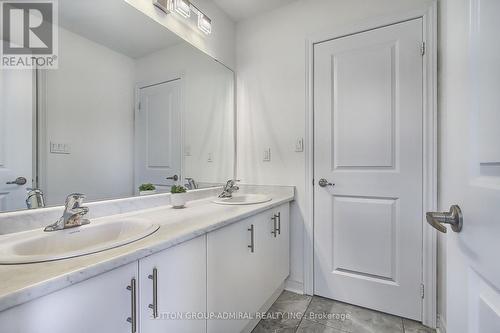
[284,279,304,295]
[436,314,447,333]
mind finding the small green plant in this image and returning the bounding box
[171,185,187,194]
[139,183,156,192]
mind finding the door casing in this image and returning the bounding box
[304,1,438,328]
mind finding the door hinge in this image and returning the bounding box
[420,284,425,298]
[420,42,426,56]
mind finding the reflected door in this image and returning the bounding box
[313,19,424,320]
[135,79,182,192]
[0,70,33,211]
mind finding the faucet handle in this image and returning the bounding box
[65,193,86,207]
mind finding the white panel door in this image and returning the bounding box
[0,262,138,333]
[0,69,33,212]
[314,19,424,320]
[135,79,182,191]
[139,235,206,333]
[441,0,500,332]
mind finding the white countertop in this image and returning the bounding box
[0,186,294,312]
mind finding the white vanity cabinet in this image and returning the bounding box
[0,262,138,333]
[207,203,290,333]
[0,202,291,333]
[138,235,206,333]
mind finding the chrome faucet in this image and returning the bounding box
[185,177,198,190]
[44,193,90,232]
[26,188,45,209]
[218,179,240,198]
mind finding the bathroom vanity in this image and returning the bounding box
[0,186,293,333]
[0,1,293,332]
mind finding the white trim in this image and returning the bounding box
[421,2,438,328]
[436,314,447,333]
[37,70,48,197]
[284,278,305,295]
[304,1,438,328]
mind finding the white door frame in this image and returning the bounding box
[304,2,438,327]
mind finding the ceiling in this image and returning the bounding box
[59,0,181,59]
[212,0,298,22]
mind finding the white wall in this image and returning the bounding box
[236,0,433,294]
[125,0,236,69]
[44,28,136,204]
[135,42,235,186]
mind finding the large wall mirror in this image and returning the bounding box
[0,0,235,212]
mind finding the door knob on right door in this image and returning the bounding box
[318,179,334,188]
[426,205,463,233]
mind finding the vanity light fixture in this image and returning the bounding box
[173,0,191,18]
[153,0,171,14]
[197,11,212,35]
[153,0,212,34]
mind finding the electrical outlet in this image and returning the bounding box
[50,142,71,154]
[185,145,191,156]
[263,148,271,162]
[208,152,213,162]
[295,138,304,152]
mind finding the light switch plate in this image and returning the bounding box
[50,142,71,154]
[185,145,192,156]
[263,148,271,162]
[295,138,304,152]
[208,152,213,162]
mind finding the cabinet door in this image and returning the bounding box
[261,203,290,295]
[275,203,290,283]
[0,262,138,333]
[207,216,263,333]
[139,235,206,333]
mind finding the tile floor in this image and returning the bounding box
[252,291,436,333]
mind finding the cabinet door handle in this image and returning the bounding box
[271,215,277,237]
[126,278,137,333]
[148,268,158,318]
[276,212,281,235]
[248,224,255,253]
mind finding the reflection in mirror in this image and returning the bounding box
[0,0,235,212]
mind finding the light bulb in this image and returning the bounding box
[197,12,211,34]
[173,0,191,18]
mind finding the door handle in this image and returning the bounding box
[248,224,255,253]
[166,175,179,181]
[6,177,27,185]
[318,178,334,188]
[148,268,158,319]
[275,212,281,235]
[271,215,277,237]
[126,278,137,333]
[426,205,463,233]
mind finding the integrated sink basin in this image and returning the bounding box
[212,194,272,205]
[0,218,160,264]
